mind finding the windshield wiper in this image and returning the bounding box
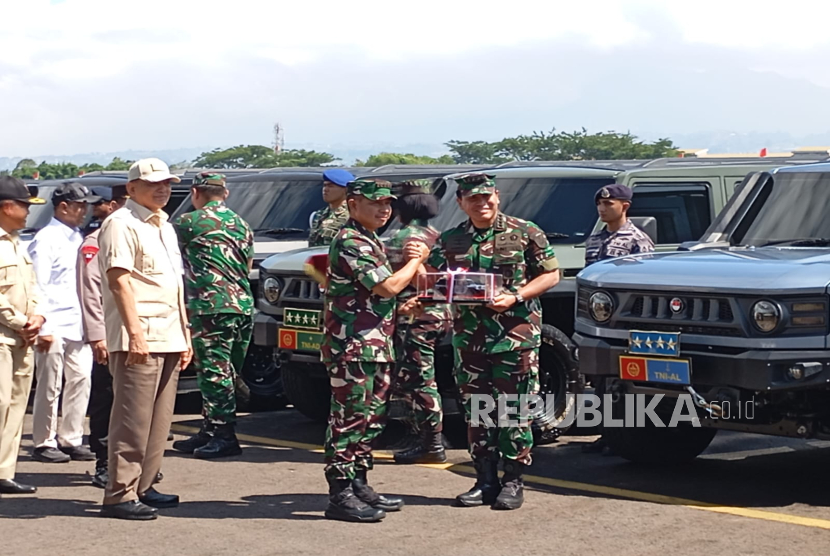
[759,238,830,247]
[545,232,570,239]
[254,227,306,236]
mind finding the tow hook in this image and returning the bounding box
[685,385,723,418]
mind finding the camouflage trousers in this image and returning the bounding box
[324,362,393,481]
[192,313,253,426]
[455,348,540,465]
[393,318,451,432]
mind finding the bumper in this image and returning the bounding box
[254,311,324,366]
[177,375,199,394]
[574,332,830,392]
[254,311,280,347]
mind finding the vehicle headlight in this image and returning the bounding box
[589,291,614,323]
[752,300,780,333]
[263,277,282,304]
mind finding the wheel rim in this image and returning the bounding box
[242,346,283,397]
[531,344,571,432]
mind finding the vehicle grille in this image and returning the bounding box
[626,295,734,324]
[287,278,323,301]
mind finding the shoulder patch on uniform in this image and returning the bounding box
[81,245,99,264]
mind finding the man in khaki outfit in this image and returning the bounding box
[98,159,192,521]
[0,177,46,494]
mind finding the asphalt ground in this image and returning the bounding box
[1,401,829,556]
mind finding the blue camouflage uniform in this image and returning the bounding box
[585,184,654,265]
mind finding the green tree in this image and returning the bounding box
[193,145,337,169]
[273,149,339,167]
[354,152,455,166]
[445,140,509,164]
[15,159,37,171]
[105,157,133,171]
[446,129,677,163]
[80,163,105,173]
[13,161,80,180]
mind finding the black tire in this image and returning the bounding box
[240,345,287,410]
[282,364,331,423]
[531,324,584,445]
[603,398,717,464]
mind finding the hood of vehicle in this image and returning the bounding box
[260,246,328,273]
[577,247,830,294]
[254,239,309,260]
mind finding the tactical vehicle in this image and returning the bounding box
[574,160,830,463]
[256,155,830,441]
[170,165,487,401]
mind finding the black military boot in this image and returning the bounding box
[193,424,243,459]
[352,469,405,511]
[172,421,213,454]
[455,455,500,507]
[492,459,525,510]
[326,477,387,523]
[394,426,447,464]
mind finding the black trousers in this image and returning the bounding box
[88,362,113,461]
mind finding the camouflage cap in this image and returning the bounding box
[193,171,227,188]
[595,183,633,203]
[454,173,497,197]
[393,178,433,197]
[348,178,397,200]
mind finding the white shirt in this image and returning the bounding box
[28,217,84,341]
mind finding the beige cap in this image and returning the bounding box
[128,158,182,183]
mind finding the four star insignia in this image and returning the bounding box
[633,334,679,353]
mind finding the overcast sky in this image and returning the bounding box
[2,0,830,156]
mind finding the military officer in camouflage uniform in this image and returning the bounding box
[172,172,254,459]
[386,179,452,465]
[583,183,654,454]
[428,173,560,511]
[308,169,354,247]
[322,178,430,523]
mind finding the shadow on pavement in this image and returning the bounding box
[166,493,453,521]
[506,441,830,511]
[0,497,98,519]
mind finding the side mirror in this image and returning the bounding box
[629,216,658,244]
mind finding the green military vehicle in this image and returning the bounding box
[255,154,830,441]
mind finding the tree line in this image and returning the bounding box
[5,157,135,180]
[4,128,678,179]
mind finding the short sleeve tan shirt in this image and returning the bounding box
[98,200,188,353]
[0,230,40,346]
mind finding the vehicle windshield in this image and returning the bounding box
[737,172,830,247]
[173,178,325,237]
[416,176,615,243]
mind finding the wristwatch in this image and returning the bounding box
[514,293,525,304]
